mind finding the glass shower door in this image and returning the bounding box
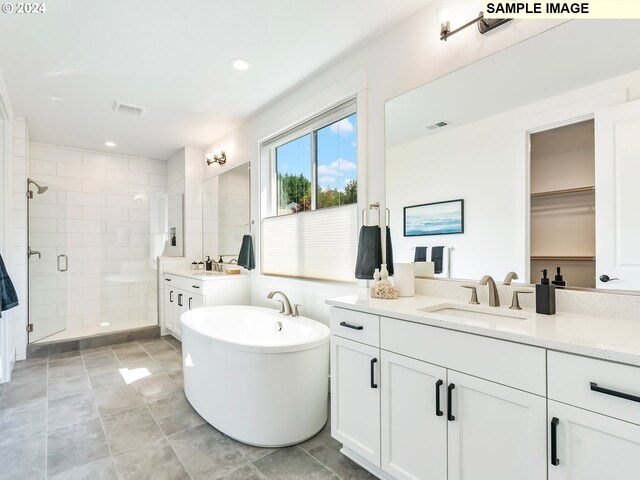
[27,179,68,343]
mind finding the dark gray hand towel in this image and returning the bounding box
[431,246,444,274]
[0,253,19,313]
[414,247,428,262]
[355,226,382,279]
[385,227,394,276]
[237,235,255,270]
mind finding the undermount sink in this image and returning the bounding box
[418,303,531,323]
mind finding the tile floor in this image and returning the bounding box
[0,336,376,480]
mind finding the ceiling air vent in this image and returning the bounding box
[426,120,450,130]
[113,101,147,117]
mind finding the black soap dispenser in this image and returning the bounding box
[536,269,556,315]
[552,267,566,288]
[205,256,212,271]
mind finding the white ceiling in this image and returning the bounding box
[0,0,431,160]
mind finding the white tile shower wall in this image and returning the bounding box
[218,169,250,259]
[11,117,28,359]
[202,176,219,260]
[184,148,203,261]
[28,142,166,337]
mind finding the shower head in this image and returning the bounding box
[28,179,48,194]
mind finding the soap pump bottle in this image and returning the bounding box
[205,256,212,271]
[536,269,556,315]
[552,267,566,288]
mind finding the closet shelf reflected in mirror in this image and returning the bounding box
[530,185,595,198]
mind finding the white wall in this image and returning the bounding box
[0,67,16,379]
[27,143,166,341]
[201,3,562,323]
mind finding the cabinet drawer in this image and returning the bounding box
[164,274,203,295]
[548,351,640,425]
[330,307,380,347]
[381,317,546,395]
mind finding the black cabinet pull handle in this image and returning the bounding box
[340,321,363,331]
[188,297,192,309]
[370,358,378,389]
[435,380,443,417]
[178,293,183,307]
[169,291,173,302]
[551,417,560,466]
[192,285,200,289]
[447,383,455,421]
[165,278,171,281]
[590,382,640,404]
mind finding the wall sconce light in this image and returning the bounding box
[206,151,227,166]
[440,11,511,41]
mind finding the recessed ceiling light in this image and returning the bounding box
[49,96,64,102]
[105,141,116,147]
[230,58,250,71]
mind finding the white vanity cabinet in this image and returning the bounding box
[330,308,381,466]
[547,351,640,479]
[162,272,249,338]
[330,307,547,480]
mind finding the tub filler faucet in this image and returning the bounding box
[267,290,293,315]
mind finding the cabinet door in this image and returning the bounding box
[447,371,546,480]
[164,287,177,331]
[548,400,640,480]
[330,335,380,466]
[381,351,447,480]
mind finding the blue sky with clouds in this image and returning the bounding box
[276,113,357,191]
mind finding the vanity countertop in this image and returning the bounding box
[326,294,640,367]
[164,269,247,281]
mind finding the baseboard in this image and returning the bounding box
[340,447,395,480]
[27,325,161,358]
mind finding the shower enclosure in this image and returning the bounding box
[26,177,169,344]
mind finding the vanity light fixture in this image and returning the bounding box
[440,11,511,41]
[207,151,227,166]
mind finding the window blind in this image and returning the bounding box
[261,203,357,282]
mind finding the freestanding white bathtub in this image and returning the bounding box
[180,305,330,447]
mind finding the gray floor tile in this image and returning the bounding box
[0,376,47,410]
[220,463,265,480]
[253,447,339,480]
[117,356,164,378]
[139,338,176,356]
[151,350,183,372]
[300,427,377,480]
[168,423,246,479]
[103,405,163,455]
[162,336,182,352]
[48,390,99,431]
[49,350,82,361]
[111,343,150,362]
[0,433,46,480]
[82,350,119,370]
[93,383,144,417]
[49,356,85,378]
[113,438,190,480]
[167,369,184,387]
[87,365,127,389]
[13,356,47,372]
[0,400,46,446]
[47,419,110,477]
[81,346,112,355]
[48,370,91,400]
[132,373,182,403]
[48,457,118,480]
[147,392,204,435]
[228,437,278,462]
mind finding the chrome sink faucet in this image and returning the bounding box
[267,291,293,316]
[479,275,500,307]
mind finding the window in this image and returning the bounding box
[274,108,357,215]
[262,98,359,282]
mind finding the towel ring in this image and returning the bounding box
[362,202,391,227]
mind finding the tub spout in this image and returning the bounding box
[267,290,293,315]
